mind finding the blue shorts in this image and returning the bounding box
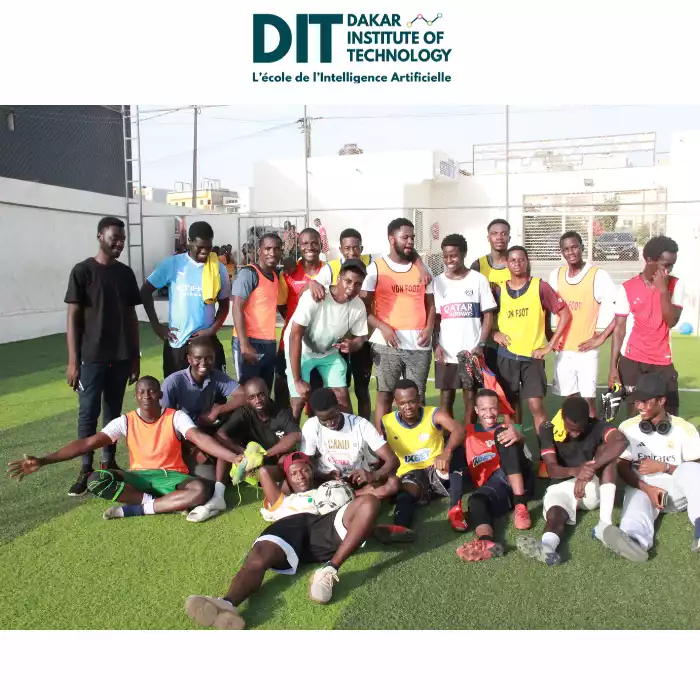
[286,352,348,398]
[232,338,277,392]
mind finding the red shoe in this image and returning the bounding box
[373,524,416,544]
[447,504,468,532]
[456,538,504,562]
[538,460,549,478]
[513,503,531,530]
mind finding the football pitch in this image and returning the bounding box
[1,327,700,630]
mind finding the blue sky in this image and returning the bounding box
[137,105,700,190]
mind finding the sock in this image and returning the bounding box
[478,534,495,542]
[221,597,237,611]
[541,532,561,552]
[449,470,464,508]
[121,504,145,517]
[514,494,528,506]
[141,493,154,506]
[324,560,339,572]
[594,483,617,540]
[214,481,226,498]
[694,517,700,540]
[394,491,418,529]
[143,500,156,515]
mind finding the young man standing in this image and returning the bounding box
[7,377,245,522]
[548,232,617,416]
[275,228,325,408]
[611,373,700,561]
[454,389,534,562]
[433,234,496,419]
[313,229,373,419]
[285,261,369,420]
[141,221,231,378]
[64,216,142,496]
[184,454,382,629]
[470,218,512,374]
[361,218,435,432]
[492,246,571,434]
[609,235,683,416]
[231,233,283,391]
[517,396,629,566]
[373,379,465,543]
[313,217,330,259]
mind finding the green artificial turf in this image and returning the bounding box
[1,327,700,629]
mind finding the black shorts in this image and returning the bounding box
[496,355,547,401]
[163,336,227,379]
[435,362,474,391]
[275,347,287,377]
[254,506,350,575]
[400,466,449,504]
[342,341,372,392]
[618,356,679,414]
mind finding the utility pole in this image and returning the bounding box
[505,104,510,221]
[192,105,199,208]
[302,105,310,227]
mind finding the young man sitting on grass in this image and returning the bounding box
[7,377,244,523]
[517,396,629,566]
[184,452,382,630]
[454,389,534,562]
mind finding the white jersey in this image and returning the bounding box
[619,414,700,484]
[301,413,387,477]
[261,490,319,522]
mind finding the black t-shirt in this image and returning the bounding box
[539,418,613,483]
[64,258,142,363]
[220,405,300,461]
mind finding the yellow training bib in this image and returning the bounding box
[497,278,546,358]
[382,407,444,477]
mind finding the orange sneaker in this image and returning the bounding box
[456,538,504,562]
[513,503,531,530]
[538,460,549,478]
[447,504,468,532]
[373,524,416,544]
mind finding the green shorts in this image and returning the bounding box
[121,469,193,497]
[285,352,348,398]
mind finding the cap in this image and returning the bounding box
[631,373,667,401]
[281,451,312,475]
[339,258,367,276]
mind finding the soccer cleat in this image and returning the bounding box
[68,469,91,496]
[230,442,267,486]
[447,503,468,532]
[308,565,340,604]
[601,383,626,423]
[102,506,125,520]
[456,538,504,562]
[516,536,561,566]
[456,350,475,390]
[597,525,649,563]
[373,524,417,544]
[513,503,532,530]
[185,595,246,630]
[692,538,700,554]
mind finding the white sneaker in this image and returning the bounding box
[103,506,124,520]
[308,565,339,604]
[185,595,245,630]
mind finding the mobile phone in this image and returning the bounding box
[659,490,669,509]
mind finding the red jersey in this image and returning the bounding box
[279,260,323,350]
[465,425,501,487]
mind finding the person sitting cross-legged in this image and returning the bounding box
[6,377,245,521]
[517,396,629,566]
[184,452,382,630]
[373,379,465,544]
[453,389,535,562]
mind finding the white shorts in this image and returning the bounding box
[543,475,600,525]
[552,350,599,399]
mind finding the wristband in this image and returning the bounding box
[664,462,671,474]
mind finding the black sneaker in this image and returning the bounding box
[68,470,92,497]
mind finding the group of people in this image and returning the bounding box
[6,213,700,631]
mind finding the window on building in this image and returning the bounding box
[207,199,211,205]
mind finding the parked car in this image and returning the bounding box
[593,231,640,261]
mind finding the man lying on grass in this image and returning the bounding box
[185,451,381,630]
[6,376,243,523]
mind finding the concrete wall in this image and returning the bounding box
[0,177,241,343]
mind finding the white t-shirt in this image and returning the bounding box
[301,413,387,476]
[433,270,497,363]
[548,264,617,335]
[619,415,700,484]
[101,409,196,442]
[362,257,434,351]
[283,289,368,359]
[261,490,319,522]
